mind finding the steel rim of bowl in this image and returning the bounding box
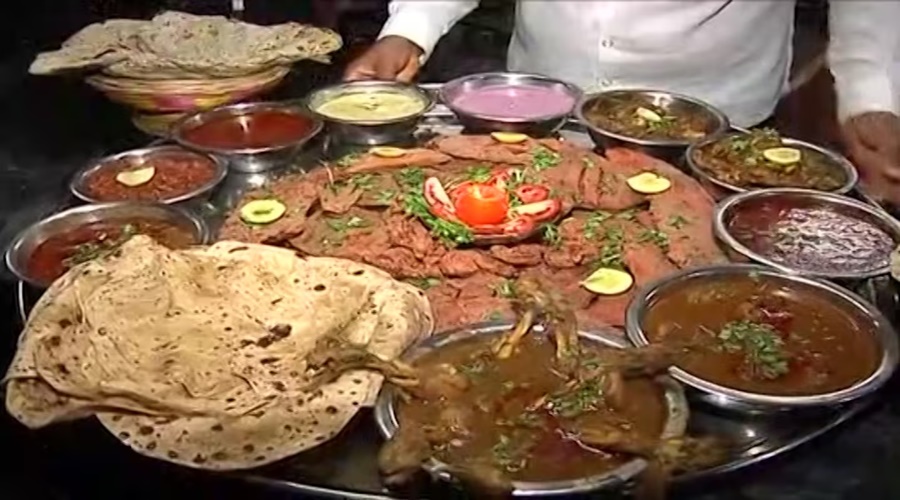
[573,88,731,148]
[713,188,900,280]
[624,264,900,410]
[305,80,436,127]
[170,101,325,156]
[438,72,583,124]
[69,145,228,205]
[4,201,210,288]
[684,132,859,195]
[373,321,689,496]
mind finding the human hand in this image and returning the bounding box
[840,111,900,205]
[343,36,424,83]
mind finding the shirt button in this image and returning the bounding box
[600,79,614,87]
[601,39,614,48]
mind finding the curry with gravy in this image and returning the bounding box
[642,274,880,396]
[582,94,709,141]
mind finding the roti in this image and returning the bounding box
[4,237,433,469]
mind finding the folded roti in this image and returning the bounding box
[4,237,433,469]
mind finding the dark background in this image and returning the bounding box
[3,1,898,499]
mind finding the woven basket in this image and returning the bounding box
[85,66,291,113]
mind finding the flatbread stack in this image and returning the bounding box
[4,236,433,469]
[30,11,342,79]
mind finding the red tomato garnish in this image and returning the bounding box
[471,216,535,236]
[489,170,512,190]
[454,184,510,226]
[515,184,550,204]
[424,177,455,213]
[509,199,562,223]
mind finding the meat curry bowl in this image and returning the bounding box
[625,265,898,414]
[686,128,858,196]
[5,202,208,288]
[575,89,729,160]
[307,278,729,497]
[714,188,900,281]
[70,145,226,205]
[171,101,324,174]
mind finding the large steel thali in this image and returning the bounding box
[13,86,900,499]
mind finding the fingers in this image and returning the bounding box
[395,56,421,83]
[343,61,376,82]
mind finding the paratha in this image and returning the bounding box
[30,11,342,79]
[4,237,433,469]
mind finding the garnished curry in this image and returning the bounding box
[26,218,198,286]
[691,129,848,191]
[642,273,881,395]
[305,277,726,496]
[582,94,709,141]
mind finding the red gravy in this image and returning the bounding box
[727,197,895,275]
[182,110,314,150]
[84,152,217,202]
[27,219,197,286]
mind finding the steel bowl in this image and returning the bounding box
[439,72,582,137]
[374,321,689,497]
[171,101,323,174]
[69,145,227,205]
[714,188,900,281]
[625,264,899,414]
[685,132,859,196]
[306,80,434,146]
[574,89,730,162]
[5,202,209,288]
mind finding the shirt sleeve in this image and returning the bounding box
[378,0,480,61]
[828,1,900,121]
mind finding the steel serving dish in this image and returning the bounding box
[685,132,859,196]
[574,89,729,161]
[374,321,689,497]
[625,264,899,414]
[69,145,227,205]
[171,101,323,174]
[306,80,434,146]
[439,72,582,136]
[714,188,900,281]
[5,202,210,288]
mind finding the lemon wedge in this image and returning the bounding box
[581,268,634,296]
[240,199,287,225]
[370,146,407,158]
[490,132,529,144]
[635,107,663,122]
[626,172,672,194]
[115,166,155,187]
[762,147,801,165]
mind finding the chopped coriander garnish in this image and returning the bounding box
[531,146,561,171]
[718,320,790,380]
[465,164,493,183]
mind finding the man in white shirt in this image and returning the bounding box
[345,1,900,204]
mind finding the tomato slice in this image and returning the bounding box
[454,184,510,226]
[508,199,561,223]
[489,169,513,190]
[515,184,551,204]
[424,177,455,214]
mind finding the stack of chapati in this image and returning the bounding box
[4,236,432,469]
[30,11,341,79]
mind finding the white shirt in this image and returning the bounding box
[379,1,900,127]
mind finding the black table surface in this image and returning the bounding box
[1,51,900,500]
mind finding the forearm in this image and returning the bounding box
[827,1,900,121]
[379,0,480,60]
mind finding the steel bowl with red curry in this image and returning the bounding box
[634,270,882,397]
[74,147,224,204]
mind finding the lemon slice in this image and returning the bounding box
[626,172,672,194]
[581,268,634,295]
[370,146,407,158]
[240,199,287,225]
[635,107,663,122]
[490,132,529,144]
[115,166,155,187]
[762,147,801,165]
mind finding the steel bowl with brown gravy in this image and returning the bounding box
[626,265,898,413]
[302,278,729,497]
[686,129,857,195]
